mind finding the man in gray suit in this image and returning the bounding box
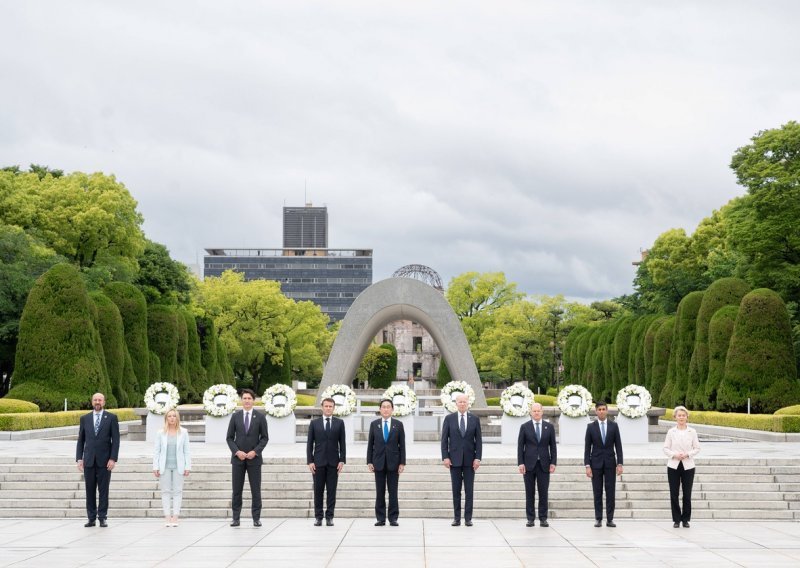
[441,393,482,526]
[367,399,406,526]
[226,388,269,527]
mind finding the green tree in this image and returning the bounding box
[718,289,800,413]
[134,240,193,305]
[437,358,452,387]
[8,264,115,410]
[356,344,395,388]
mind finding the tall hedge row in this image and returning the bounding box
[8,264,115,411]
[147,305,179,387]
[650,316,676,403]
[661,291,704,407]
[104,282,149,391]
[704,305,738,409]
[717,289,800,413]
[611,317,635,396]
[90,291,139,408]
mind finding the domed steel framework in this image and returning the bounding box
[391,264,444,291]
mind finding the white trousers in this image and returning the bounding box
[159,469,184,516]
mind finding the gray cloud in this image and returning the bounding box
[2,1,797,301]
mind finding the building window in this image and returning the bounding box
[382,330,389,344]
[413,336,423,353]
[413,362,422,377]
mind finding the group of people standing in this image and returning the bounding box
[75,390,700,529]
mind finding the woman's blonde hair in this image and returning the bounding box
[673,405,689,419]
[162,408,181,433]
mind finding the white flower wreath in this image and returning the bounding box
[557,384,592,418]
[616,384,652,418]
[440,381,476,413]
[144,382,180,415]
[382,385,418,417]
[500,384,534,417]
[320,384,357,416]
[202,384,239,417]
[263,384,298,418]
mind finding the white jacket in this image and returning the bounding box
[152,428,192,474]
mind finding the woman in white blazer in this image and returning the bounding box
[152,409,191,526]
[662,405,700,528]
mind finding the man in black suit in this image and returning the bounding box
[367,399,406,526]
[584,401,624,527]
[441,393,482,526]
[76,392,120,527]
[307,397,346,526]
[226,388,269,527]
[517,402,557,527]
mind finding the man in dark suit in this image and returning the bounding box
[441,393,482,526]
[517,402,557,527]
[367,399,406,526]
[226,388,269,527]
[307,397,346,526]
[584,401,624,527]
[76,392,120,527]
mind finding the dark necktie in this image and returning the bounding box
[601,421,606,445]
[326,417,331,433]
[459,414,466,436]
[535,421,541,442]
[244,412,250,433]
[94,413,101,435]
[383,420,389,442]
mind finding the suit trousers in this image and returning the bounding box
[159,469,185,516]
[84,465,111,521]
[313,465,339,520]
[667,463,695,523]
[374,468,400,522]
[449,465,475,521]
[591,466,616,521]
[231,459,262,521]
[523,463,550,521]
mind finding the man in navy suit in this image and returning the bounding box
[226,388,269,527]
[307,397,347,526]
[76,392,120,527]
[441,393,482,526]
[584,401,624,527]
[367,399,406,526]
[518,402,557,527]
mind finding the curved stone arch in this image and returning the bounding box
[317,277,486,407]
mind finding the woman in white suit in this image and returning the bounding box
[153,409,191,526]
[663,405,700,528]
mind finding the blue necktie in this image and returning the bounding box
[601,421,606,445]
[94,413,101,435]
[383,420,389,442]
[460,414,466,437]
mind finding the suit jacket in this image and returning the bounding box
[306,415,347,467]
[517,419,557,470]
[152,428,192,474]
[226,409,269,465]
[440,411,482,467]
[76,410,120,467]
[584,419,623,469]
[367,418,406,472]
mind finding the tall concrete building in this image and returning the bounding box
[283,204,328,248]
[204,204,371,322]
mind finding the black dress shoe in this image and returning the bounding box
[606,521,616,527]
[253,520,262,527]
[375,521,385,526]
[682,521,690,528]
[540,520,549,527]
[526,521,535,527]
[465,520,473,527]
[389,521,399,527]
[673,522,680,528]
[230,520,240,527]
[594,520,602,527]
[451,520,461,526]
[99,519,108,528]
[314,519,322,526]
[326,519,334,526]
[84,521,96,527]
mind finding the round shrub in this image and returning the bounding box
[8,263,115,411]
[0,398,40,413]
[104,282,149,391]
[775,405,800,415]
[704,305,738,410]
[718,289,800,413]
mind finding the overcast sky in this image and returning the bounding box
[2,1,798,302]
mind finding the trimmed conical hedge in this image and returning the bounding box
[104,282,149,391]
[630,315,660,387]
[197,316,221,382]
[612,317,635,395]
[147,305,179,386]
[651,316,676,405]
[643,317,668,391]
[90,291,139,408]
[437,358,452,387]
[9,263,115,411]
[688,278,751,409]
[717,289,800,413]
[705,305,738,410]
[181,309,208,396]
[661,291,704,407]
